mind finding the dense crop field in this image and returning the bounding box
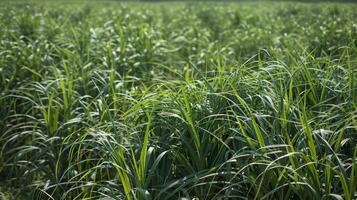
[0,1,357,199]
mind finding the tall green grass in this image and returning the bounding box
[0,1,356,199]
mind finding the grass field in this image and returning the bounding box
[0,1,357,199]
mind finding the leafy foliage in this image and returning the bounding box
[0,1,356,199]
